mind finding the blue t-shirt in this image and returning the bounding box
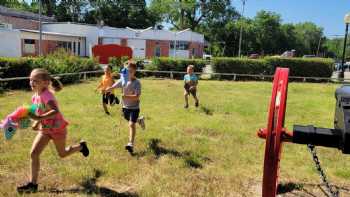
[184,74,198,83]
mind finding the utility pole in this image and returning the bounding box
[238,0,246,58]
[39,0,42,56]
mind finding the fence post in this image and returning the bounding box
[233,74,237,81]
[170,71,174,79]
[303,78,306,82]
[84,73,87,81]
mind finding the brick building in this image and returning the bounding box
[44,23,205,59]
[0,5,54,30]
[0,5,205,59]
[0,5,84,57]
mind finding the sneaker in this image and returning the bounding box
[184,104,189,109]
[138,116,146,130]
[105,111,110,115]
[195,101,199,107]
[80,141,89,157]
[17,182,38,193]
[125,143,134,154]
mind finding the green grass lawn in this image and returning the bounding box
[0,79,350,197]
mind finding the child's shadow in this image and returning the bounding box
[43,169,138,197]
[133,138,211,169]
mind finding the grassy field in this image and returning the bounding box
[0,78,350,197]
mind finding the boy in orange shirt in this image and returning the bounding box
[96,65,119,115]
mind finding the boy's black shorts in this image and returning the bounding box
[122,108,140,123]
[184,84,197,96]
[102,92,119,105]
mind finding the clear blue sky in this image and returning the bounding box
[231,0,350,38]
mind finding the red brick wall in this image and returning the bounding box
[21,39,59,57]
[146,40,170,58]
[0,15,39,30]
[189,42,204,58]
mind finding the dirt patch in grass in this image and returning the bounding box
[184,127,221,138]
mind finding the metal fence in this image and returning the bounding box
[0,69,347,83]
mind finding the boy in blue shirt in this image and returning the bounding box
[183,65,199,108]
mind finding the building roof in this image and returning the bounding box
[20,29,85,38]
[44,22,203,35]
[0,5,55,22]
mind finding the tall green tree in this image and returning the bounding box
[55,0,88,22]
[150,0,234,30]
[253,11,284,55]
[84,0,159,28]
[293,22,324,55]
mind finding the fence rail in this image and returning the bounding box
[0,69,346,83]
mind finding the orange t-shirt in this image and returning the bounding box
[98,74,115,92]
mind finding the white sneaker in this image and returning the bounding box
[138,116,146,130]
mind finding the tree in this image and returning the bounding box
[253,11,284,55]
[55,0,88,22]
[150,0,234,30]
[84,0,159,28]
[294,22,324,55]
[324,38,350,59]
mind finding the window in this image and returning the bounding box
[23,39,36,54]
[170,41,189,50]
[73,42,76,54]
[57,41,73,53]
[155,46,161,57]
[78,42,81,55]
[67,42,72,50]
[192,48,196,56]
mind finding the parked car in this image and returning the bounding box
[203,54,212,60]
[281,50,296,57]
[248,53,260,59]
[135,59,152,70]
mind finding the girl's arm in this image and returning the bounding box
[29,100,59,121]
[106,81,121,91]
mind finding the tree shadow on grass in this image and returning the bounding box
[42,169,138,197]
[139,138,211,169]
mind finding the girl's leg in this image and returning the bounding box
[129,121,136,145]
[184,91,189,108]
[52,137,82,158]
[102,94,109,114]
[103,103,109,113]
[30,133,50,184]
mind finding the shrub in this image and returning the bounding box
[211,58,268,79]
[0,50,99,90]
[149,57,207,72]
[108,56,129,72]
[211,57,334,79]
[264,57,334,77]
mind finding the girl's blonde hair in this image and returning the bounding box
[31,68,63,92]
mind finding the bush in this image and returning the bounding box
[0,57,33,89]
[108,56,129,72]
[0,49,99,90]
[264,57,334,77]
[211,57,334,79]
[211,58,268,79]
[148,57,207,72]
